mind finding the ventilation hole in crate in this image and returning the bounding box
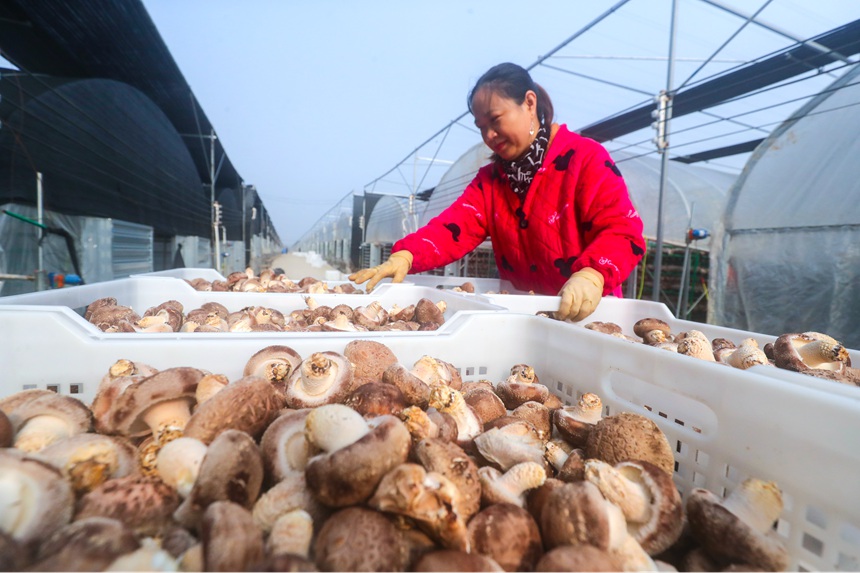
[643,405,653,411]
[556,381,564,393]
[693,471,706,487]
[838,552,860,571]
[673,460,679,474]
[23,384,37,390]
[695,450,709,467]
[782,491,794,512]
[805,505,828,530]
[658,411,668,419]
[70,383,83,394]
[692,426,702,434]
[47,384,60,393]
[677,441,688,458]
[842,522,860,544]
[776,517,791,538]
[801,533,824,557]
[479,366,487,375]
[675,439,683,453]
[724,464,740,483]
[674,418,684,427]
[465,367,475,376]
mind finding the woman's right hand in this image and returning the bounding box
[348,250,413,292]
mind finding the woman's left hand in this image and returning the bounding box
[557,267,604,322]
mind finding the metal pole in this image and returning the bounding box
[210,130,220,271]
[676,203,695,318]
[36,172,46,291]
[651,0,679,302]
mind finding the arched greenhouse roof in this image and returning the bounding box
[710,62,860,348]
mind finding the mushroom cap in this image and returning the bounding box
[412,550,505,572]
[540,480,621,550]
[106,367,204,438]
[0,530,29,572]
[174,429,264,530]
[251,472,330,535]
[414,297,446,326]
[0,409,13,448]
[535,544,623,572]
[585,321,624,335]
[75,474,180,537]
[184,375,287,444]
[382,362,432,408]
[474,420,547,472]
[686,484,788,571]
[35,432,139,494]
[344,381,408,418]
[773,332,851,372]
[633,318,672,342]
[553,393,602,449]
[584,459,683,555]
[305,414,411,507]
[495,376,550,410]
[467,502,543,572]
[464,387,507,426]
[0,390,93,451]
[30,516,140,572]
[201,501,265,573]
[259,409,313,483]
[0,448,75,545]
[368,463,470,551]
[343,339,399,390]
[413,437,482,520]
[285,351,354,409]
[585,412,675,476]
[511,401,552,441]
[243,345,303,392]
[313,506,409,572]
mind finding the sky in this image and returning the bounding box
[139,0,860,246]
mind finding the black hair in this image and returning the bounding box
[467,62,554,126]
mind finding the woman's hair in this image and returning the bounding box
[467,62,554,126]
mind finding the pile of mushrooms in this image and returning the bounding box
[83,296,449,333]
[185,267,362,294]
[0,340,791,572]
[570,316,859,386]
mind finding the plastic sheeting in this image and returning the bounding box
[365,195,416,243]
[710,63,860,348]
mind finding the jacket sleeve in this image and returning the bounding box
[393,172,491,273]
[570,142,646,293]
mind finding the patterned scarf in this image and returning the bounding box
[501,123,549,197]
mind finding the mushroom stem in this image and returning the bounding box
[479,462,547,507]
[544,441,570,471]
[301,354,339,395]
[570,393,603,424]
[141,399,193,442]
[305,404,369,453]
[268,509,314,558]
[721,478,783,533]
[585,459,651,524]
[428,385,481,443]
[794,338,849,370]
[14,414,76,452]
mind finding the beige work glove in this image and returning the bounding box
[557,267,605,322]
[348,250,413,292]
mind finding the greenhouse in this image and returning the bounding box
[710,63,860,348]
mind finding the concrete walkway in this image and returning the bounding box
[265,251,347,281]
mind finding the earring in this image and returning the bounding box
[529,120,535,136]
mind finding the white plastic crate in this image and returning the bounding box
[0,278,502,335]
[0,310,856,571]
[131,267,227,281]
[482,293,860,399]
[401,274,529,294]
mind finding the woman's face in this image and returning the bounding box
[471,86,537,161]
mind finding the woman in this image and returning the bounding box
[350,62,646,322]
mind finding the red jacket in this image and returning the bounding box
[394,124,646,295]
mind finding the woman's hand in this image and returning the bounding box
[557,267,604,322]
[348,250,413,292]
